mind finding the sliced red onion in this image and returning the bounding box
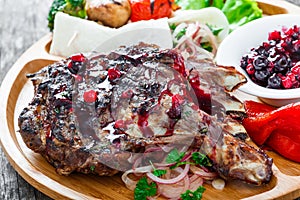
[121,165,153,191]
[190,165,217,180]
[147,164,190,185]
[189,176,204,191]
[159,175,190,199]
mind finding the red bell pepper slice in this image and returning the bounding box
[266,132,300,163]
[242,100,300,163]
[244,100,275,117]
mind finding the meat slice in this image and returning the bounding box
[18,43,272,185]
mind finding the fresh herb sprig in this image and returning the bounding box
[181,186,206,200]
[134,177,157,200]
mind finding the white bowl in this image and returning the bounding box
[216,14,300,107]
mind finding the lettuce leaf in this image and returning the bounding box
[175,0,262,32]
[222,0,262,31]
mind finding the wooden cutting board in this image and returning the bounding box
[1,0,300,199]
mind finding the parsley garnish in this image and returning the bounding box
[192,152,212,167]
[166,148,185,164]
[181,186,206,200]
[166,148,187,169]
[153,169,167,177]
[149,160,167,177]
[134,177,157,200]
[175,28,187,40]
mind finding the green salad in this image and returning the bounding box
[175,0,263,31]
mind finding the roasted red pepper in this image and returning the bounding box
[242,100,300,162]
[129,0,177,22]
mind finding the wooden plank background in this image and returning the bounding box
[0,0,300,199]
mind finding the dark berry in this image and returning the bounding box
[254,70,270,82]
[292,32,299,40]
[253,56,268,70]
[240,56,249,69]
[267,74,281,89]
[256,45,270,57]
[275,56,290,72]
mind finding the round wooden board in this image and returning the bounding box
[1,1,300,199]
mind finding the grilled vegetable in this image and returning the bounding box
[48,0,86,31]
[129,0,177,22]
[242,100,300,162]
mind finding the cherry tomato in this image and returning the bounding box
[129,0,175,22]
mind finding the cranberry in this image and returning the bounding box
[67,53,87,74]
[70,53,86,62]
[83,90,98,103]
[107,68,121,81]
[282,76,293,89]
[291,63,300,75]
[268,30,281,41]
[246,64,255,75]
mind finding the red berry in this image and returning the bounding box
[281,73,295,89]
[107,68,121,80]
[70,53,86,62]
[268,30,281,41]
[246,64,255,75]
[284,26,296,37]
[83,90,97,103]
[67,61,73,69]
[291,63,300,75]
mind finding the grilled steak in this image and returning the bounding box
[18,43,272,185]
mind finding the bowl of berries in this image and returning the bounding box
[216,14,300,107]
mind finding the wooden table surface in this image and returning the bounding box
[1,0,300,199]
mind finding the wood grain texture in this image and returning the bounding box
[0,0,300,200]
[0,1,52,199]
